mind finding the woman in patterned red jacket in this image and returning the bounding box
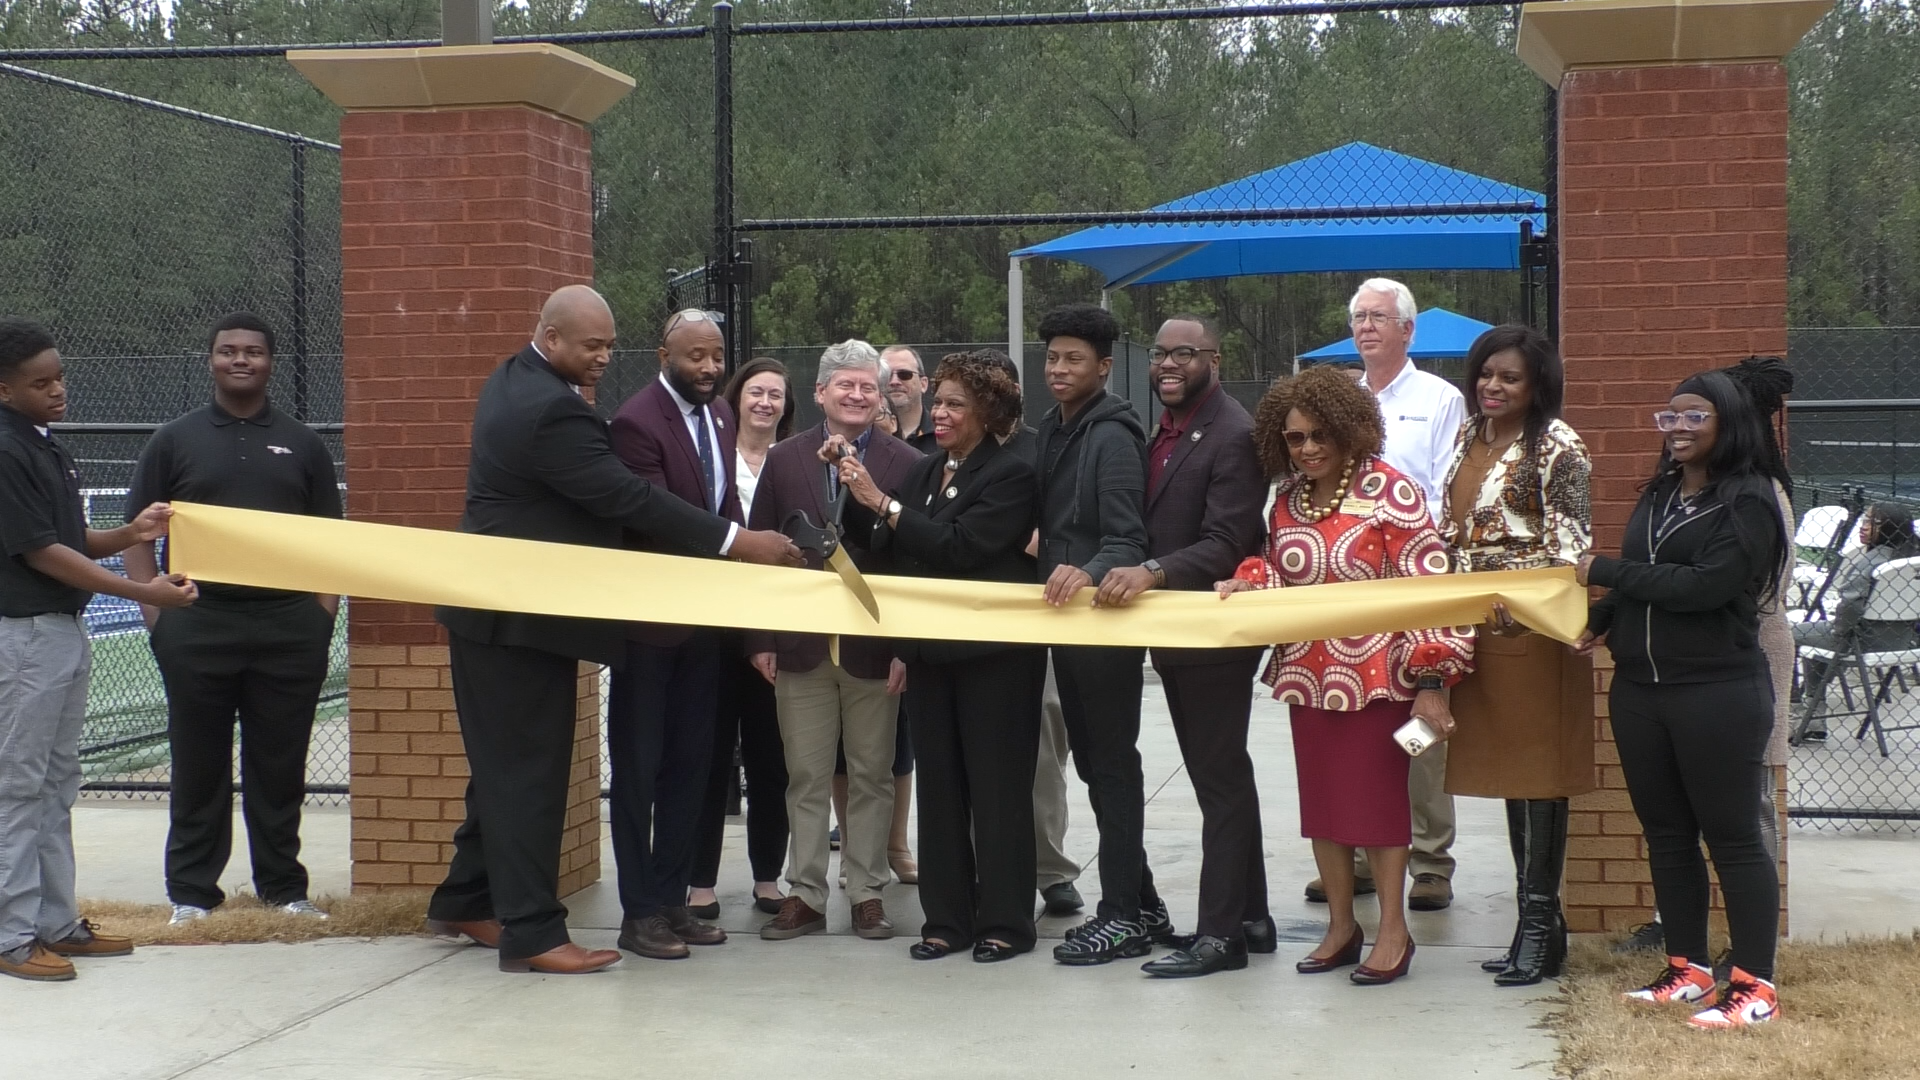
[1217,364,1473,986]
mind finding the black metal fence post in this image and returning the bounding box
[712,1,741,370]
[291,140,310,421]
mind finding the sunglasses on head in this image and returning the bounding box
[664,308,724,337]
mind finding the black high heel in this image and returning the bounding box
[1496,799,1570,987]
[1483,799,1528,974]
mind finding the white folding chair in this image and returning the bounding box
[1794,556,1920,757]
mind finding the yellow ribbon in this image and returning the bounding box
[165,502,1589,648]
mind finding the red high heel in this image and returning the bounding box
[1295,925,1365,974]
[1351,940,1416,985]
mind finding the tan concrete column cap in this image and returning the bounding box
[288,42,636,124]
[1517,0,1833,84]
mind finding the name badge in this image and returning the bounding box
[1338,496,1377,517]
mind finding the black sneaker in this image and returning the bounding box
[1053,914,1150,966]
[1137,897,1179,944]
[1610,921,1665,955]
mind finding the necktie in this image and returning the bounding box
[693,406,718,511]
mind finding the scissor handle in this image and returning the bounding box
[781,509,838,558]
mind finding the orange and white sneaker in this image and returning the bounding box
[1623,957,1716,1004]
[1687,968,1779,1029]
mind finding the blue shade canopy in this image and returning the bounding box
[1298,307,1495,363]
[1011,143,1546,287]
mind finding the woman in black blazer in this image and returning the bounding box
[836,350,1043,963]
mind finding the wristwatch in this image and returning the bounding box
[1143,559,1166,587]
[885,499,902,519]
[1415,674,1444,692]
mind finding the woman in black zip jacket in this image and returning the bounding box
[1572,368,1789,1030]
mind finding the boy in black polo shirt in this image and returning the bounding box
[0,320,197,982]
[123,313,344,927]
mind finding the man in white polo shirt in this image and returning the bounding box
[1303,277,1466,914]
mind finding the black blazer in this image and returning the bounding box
[437,347,731,667]
[869,433,1038,663]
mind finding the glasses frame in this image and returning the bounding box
[1349,312,1409,328]
[1282,429,1331,449]
[1147,346,1221,365]
[664,308,725,338]
[1652,409,1715,432]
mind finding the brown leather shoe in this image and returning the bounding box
[498,942,621,974]
[1408,873,1454,911]
[42,920,133,958]
[618,915,690,959]
[0,944,76,982]
[425,918,503,949]
[852,899,894,940]
[760,896,826,941]
[663,905,727,946]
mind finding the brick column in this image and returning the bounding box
[290,46,635,895]
[1520,0,1829,934]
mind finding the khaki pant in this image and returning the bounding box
[776,663,897,910]
[1034,659,1080,889]
[1355,739,1456,880]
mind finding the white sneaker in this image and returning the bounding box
[279,900,329,920]
[168,904,211,926]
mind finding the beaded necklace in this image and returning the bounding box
[1290,458,1357,524]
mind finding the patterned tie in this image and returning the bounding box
[693,406,719,511]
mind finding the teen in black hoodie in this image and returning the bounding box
[1031,304,1170,965]
[1574,369,1788,1028]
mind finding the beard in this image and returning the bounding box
[665,364,717,406]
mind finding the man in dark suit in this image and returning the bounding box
[428,287,799,975]
[604,308,750,960]
[745,341,921,943]
[1093,314,1272,978]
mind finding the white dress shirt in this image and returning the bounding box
[658,376,738,553]
[1370,359,1466,525]
[735,453,761,523]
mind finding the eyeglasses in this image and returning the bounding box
[1653,410,1714,432]
[1283,429,1330,449]
[888,368,920,382]
[1349,312,1407,328]
[1147,346,1219,365]
[664,308,725,337]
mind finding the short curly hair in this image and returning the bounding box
[931,350,1024,439]
[1251,364,1386,479]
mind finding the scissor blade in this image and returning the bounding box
[824,545,881,623]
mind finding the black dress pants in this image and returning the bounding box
[607,636,720,919]
[908,647,1045,950]
[1053,644,1157,921]
[153,597,333,909]
[1157,650,1269,938]
[1611,671,1780,981]
[428,633,580,960]
[691,650,788,888]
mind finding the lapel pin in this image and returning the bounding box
[1190,430,1203,442]
[945,485,959,499]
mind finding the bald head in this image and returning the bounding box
[535,285,616,387]
[658,308,726,405]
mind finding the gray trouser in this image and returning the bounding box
[1034,659,1081,889]
[0,614,91,954]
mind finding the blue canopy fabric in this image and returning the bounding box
[1011,142,1545,287]
[1297,307,1495,363]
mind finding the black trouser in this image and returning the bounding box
[607,636,720,920]
[1157,651,1268,939]
[1053,644,1157,921]
[908,648,1045,951]
[428,634,580,960]
[691,651,788,888]
[152,596,333,909]
[1611,672,1779,981]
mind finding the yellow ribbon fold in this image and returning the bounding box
[165,502,1589,648]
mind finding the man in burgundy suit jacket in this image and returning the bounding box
[605,308,745,960]
[742,340,921,942]
[1093,314,1272,979]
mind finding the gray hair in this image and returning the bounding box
[816,339,885,387]
[1349,277,1418,322]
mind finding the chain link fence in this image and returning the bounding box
[0,63,350,806]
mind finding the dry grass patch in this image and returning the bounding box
[77,891,432,947]
[1553,932,1920,1079]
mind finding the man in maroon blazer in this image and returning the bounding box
[606,308,745,960]
[745,340,921,942]
[1093,314,1273,978]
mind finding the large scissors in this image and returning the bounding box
[780,444,882,624]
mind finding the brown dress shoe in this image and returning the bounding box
[0,944,76,982]
[42,920,133,958]
[663,905,727,946]
[760,896,826,941]
[852,899,894,940]
[618,915,691,959]
[425,918,503,949]
[1408,873,1454,911]
[499,942,621,974]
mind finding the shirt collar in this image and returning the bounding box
[820,422,875,453]
[0,402,50,439]
[209,398,276,427]
[1371,359,1416,400]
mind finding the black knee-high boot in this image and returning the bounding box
[1495,798,1569,987]
[1482,799,1528,974]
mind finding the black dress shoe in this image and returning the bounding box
[1244,916,1278,955]
[1040,882,1084,916]
[1141,935,1249,978]
[909,939,954,960]
[754,894,785,916]
[685,901,721,920]
[973,940,1024,963]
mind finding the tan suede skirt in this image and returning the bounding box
[1445,628,1596,799]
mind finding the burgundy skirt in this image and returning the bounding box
[1290,698,1415,848]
